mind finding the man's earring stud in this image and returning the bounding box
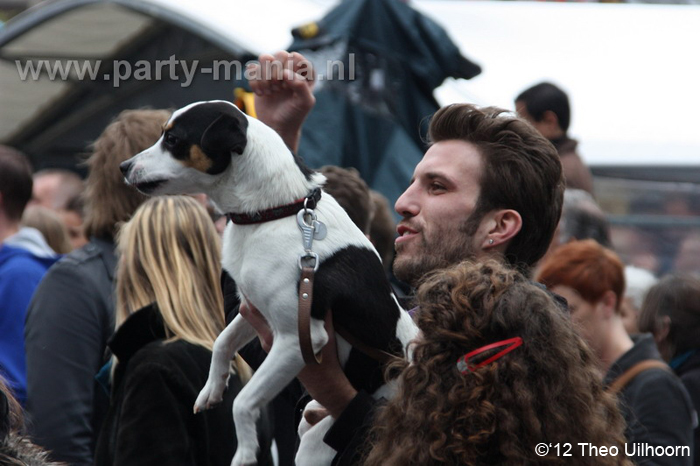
[488,238,494,245]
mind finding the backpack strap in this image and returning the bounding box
[607,360,671,395]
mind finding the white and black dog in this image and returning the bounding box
[120,100,418,466]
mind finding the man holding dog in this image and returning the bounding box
[247,51,565,465]
[311,104,564,465]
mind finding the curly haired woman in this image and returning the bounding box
[364,260,631,466]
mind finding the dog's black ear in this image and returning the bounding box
[201,111,248,156]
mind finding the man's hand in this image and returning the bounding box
[247,51,316,153]
[238,302,357,419]
[239,301,274,352]
[298,311,357,419]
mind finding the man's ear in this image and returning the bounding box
[599,290,618,319]
[482,209,522,250]
[542,110,560,128]
[655,315,672,344]
[538,110,564,139]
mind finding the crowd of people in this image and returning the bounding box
[1,50,698,466]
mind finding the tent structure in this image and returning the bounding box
[0,0,480,209]
[0,0,330,170]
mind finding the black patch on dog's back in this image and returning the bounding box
[306,245,405,393]
[164,102,248,175]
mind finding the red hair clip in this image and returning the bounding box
[457,337,523,373]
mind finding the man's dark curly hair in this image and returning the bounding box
[319,165,372,234]
[365,260,630,466]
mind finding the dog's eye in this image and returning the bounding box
[164,132,179,146]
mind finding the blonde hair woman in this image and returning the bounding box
[94,196,272,466]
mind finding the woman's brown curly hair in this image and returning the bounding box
[365,260,630,466]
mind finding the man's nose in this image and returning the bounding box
[395,186,418,218]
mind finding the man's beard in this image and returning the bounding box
[393,213,482,288]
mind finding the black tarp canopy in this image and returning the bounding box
[290,0,480,205]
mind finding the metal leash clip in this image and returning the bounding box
[297,202,327,272]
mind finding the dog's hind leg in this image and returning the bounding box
[194,314,256,413]
[230,333,310,466]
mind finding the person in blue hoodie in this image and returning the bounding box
[0,145,58,406]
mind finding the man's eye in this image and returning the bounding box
[430,183,446,192]
[164,132,179,146]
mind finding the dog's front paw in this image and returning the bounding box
[193,374,229,413]
[231,448,257,466]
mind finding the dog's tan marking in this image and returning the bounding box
[183,145,213,172]
[163,122,173,132]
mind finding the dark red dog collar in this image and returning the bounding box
[227,188,322,225]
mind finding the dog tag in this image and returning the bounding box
[313,220,327,241]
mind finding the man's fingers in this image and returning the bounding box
[324,309,335,337]
[303,407,330,427]
[297,309,357,418]
[258,53,276,67]
[239,302,274,352]
[281,70,316,107]
[319,310,336,358]
[256,53,286,83]
[290,51,315,83]
[238,302,254,320]
[249,51,314,90]
[273,50,291,63]
[247,63,264,95]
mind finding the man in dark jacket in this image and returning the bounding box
[24,110,168,464]
[604,334,696,464]
[638,274,700,466]
[677,351,700,466]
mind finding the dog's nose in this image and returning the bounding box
[119,160,133,177]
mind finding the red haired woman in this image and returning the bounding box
[537,240,694,466]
